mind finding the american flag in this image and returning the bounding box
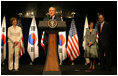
[96,34,99,44]
[17,18,25,57]
[40,31,45,51]
[66,19,80,61]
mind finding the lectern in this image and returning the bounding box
[38,20,66,75]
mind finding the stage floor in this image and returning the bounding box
[1,64,117,75]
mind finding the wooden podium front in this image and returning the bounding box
[43,34,61,74]
[38,21,66,75]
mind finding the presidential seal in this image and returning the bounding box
[48,19,57,28]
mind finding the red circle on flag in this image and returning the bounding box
[59,34,65,46]
[1,34,6,46]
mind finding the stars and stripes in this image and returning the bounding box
[19,37,25,57]
[96,34,99,44]
[40,31,45,51]
[66,19,80,61]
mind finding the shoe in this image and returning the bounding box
[9,68,13,71]
[72,62,74,65]
[85,63,89,65]
[29,62,32,65]
[9,69,13,71]
[14,69,19,71]
[59,62,62,65]
[92,67,95,71]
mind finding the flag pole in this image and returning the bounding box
[71,12,76,19]
[59,11,63,65]
[18,13,23,28]
[1,16,6,65]
[71,12,76,65]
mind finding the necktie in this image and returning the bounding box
[49,16,52,19]
[100,23,103,32]
[49,16,55,20]
[52,16,54,20]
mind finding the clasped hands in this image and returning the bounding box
[14,41,19,46]
[88,42,92,47]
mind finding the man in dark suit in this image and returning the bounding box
[98,14,112,70]
[43,7,61,56]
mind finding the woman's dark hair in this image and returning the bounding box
[89,21,94,24]
[89,21,95,29]
[10,17,17,24]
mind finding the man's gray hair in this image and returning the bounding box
[49,6,56,11]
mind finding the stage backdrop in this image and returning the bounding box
[1,1,117,66]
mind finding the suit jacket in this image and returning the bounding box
[8,26,22,43]
[43,16,61,50]
[43,16,61,21]
[85,28,97,51]
[97,21,111,47]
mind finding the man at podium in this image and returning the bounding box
[39,6,66,74]
[43,7,61,55]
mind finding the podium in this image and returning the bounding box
[38,20,66,75]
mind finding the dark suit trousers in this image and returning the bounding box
[99,40,111,69]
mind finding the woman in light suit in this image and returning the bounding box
[84,22,98,70]
[8,17,22,71]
